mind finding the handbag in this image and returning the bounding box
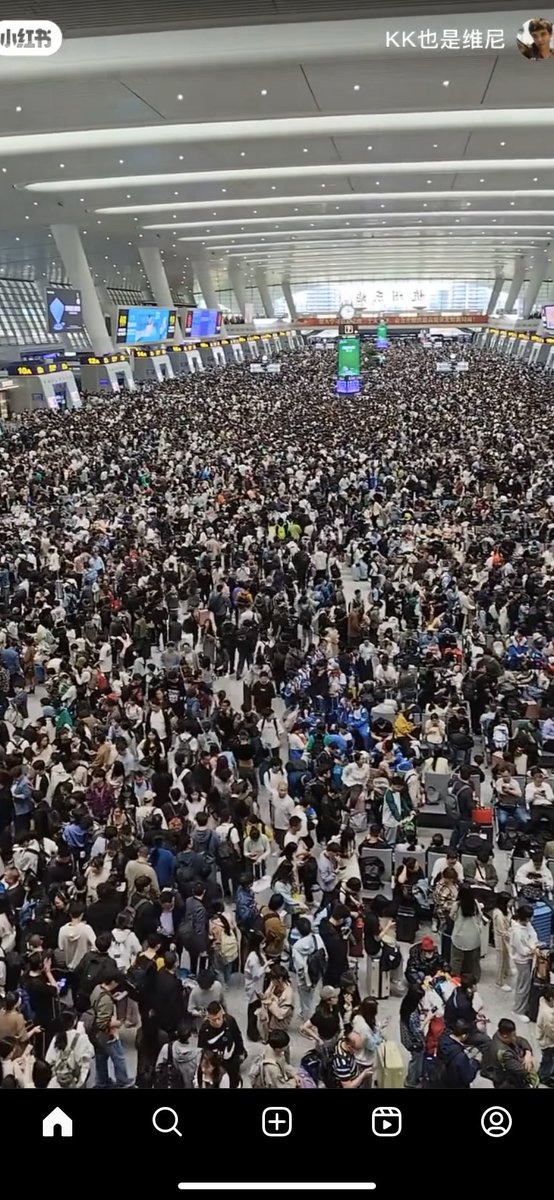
[471,806,493,826]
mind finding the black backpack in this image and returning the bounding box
[361,856,385,890]
[306,935,327,986]
[154,1040,185,1090]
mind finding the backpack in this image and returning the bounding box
[219,928,239,965]
[54,1032,81,1088]
[126,956,154,1001]
[422,1054,448,1090]
[361,855,385,890]
[154,1040,185,1090]
[306,935,327,986]
[216,827,236,865]
[249,1054,268,1089]
[445,780,460,819]
[76,952,105,1006]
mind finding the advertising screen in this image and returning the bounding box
[116,307,176,345]
[543,304,554,331]
[185,308,223,338]
[337,335,361,378]
[336,376,360,394]
[46,286,83,333]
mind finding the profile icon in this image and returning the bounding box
[517,16,554,58]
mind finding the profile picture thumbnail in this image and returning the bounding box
[517,15,554,58]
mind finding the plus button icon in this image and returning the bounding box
[262,1107,293,1138]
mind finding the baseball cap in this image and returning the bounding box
[320,986,340,1001]
[420,936,436,951]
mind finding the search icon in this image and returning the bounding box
[152,1107,182,1137]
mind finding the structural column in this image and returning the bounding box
[486,273,504,317]
[504,255,527,313]
[50,223,113,353]
[282,279,297,319]
[139,245,182,338]
[194,260,219,310]
[255,268,275,319]
[228,262,247,319]
[521,246,550,319]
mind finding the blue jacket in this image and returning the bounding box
[437,1032,479,1089]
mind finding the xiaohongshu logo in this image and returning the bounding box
[0,20,63,55]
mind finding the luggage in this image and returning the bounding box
[472,806,493,826]
[351,562,361,582]
[531,901,552,946]
[396,905,418,944]
[358,560,369,581]
[366,954,391,1001]
[375,1040,405,1089]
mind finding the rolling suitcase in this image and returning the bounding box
[375,1040,405,1089]
[531,901,552,946]
[366,954,391,1001]
[396,905,418,944]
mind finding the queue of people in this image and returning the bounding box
[0,343,553,1090]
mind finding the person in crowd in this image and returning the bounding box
[0,345,553,1095]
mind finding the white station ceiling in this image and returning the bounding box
[1,9,553,292]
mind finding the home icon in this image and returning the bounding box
[42,1107,73,1138]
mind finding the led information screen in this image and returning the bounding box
[185,308,223,338]
[543,304,554,331]
[46,286,83,333]
[116,306,177,345]
[337,335,361,378]
[336,377,360,394]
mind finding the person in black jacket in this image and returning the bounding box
[405,936,446,987]
[448,766,475,850]
[152,950,185,1038]
[181,883,209,975]
[444,974,492,1055]
[86,881,123,936]
[319,903,350,987]
[197,1000,246,1089]
[74,932,120,1013]
[436,1020,479,1089]
[130,876,160,943]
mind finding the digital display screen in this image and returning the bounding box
[46,286,83,333]
[336,376,360,394]
[543,304,554,330]
[185,308,223,338]
[116,307,176,345]
[337,335,361,378]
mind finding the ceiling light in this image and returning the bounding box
[59,163,65,168]
[119,158,124,164]
[80,197,84,201]
[33,201,38,206]
[15,236,19,242]
[222,188,227,193]
[433,143,438,148]
[179,154,184,160]
[353,84,360,91]
[15,105,21,112]
[260,89,268,96]
[533,176,538,182]
[240,151,246,157]
[321,184,326,188]
[97,219,101,224]
[1,168,5,173]
[25,215,29,220]
[367,145,373,151]
[177,93,184,100]
[380,203,385,208]
[271,186,276,190]
[442,79,450,87]
[500,140,505,146]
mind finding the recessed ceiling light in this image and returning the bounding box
[271,186,276,190]
[97,219,101,224]
[380,203,385,208]
[500,140,505,146]
[533,176,538,182]
[15,236,19,242]
[433,143,438,148]
[15,105,21,112]
[222,188,227,193]
[33,201,38,206]
[25,215,29,220]
[423,203,428,208]
[59,163,65,168]
[321,183,326,188]
[1,168,6,173]
[80,197,84,201]
[510,201,515,205]
[442,80,450,87]
[261,89,268,96]
[119,158,124,164]
[367,145,373,151]
[179,154,184,160]
[177,93,183,100]
[426,179,432,184]
[353,84,360,91]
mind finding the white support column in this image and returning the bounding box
[255,268,275,319]
[50,223,113,353]
[228,262,247,319]
[139,245,182,338]
[522,246,550,319]
[282,280,297,320]
[504,255,527,313]
[486,273,504,317]
[194,260,219,310]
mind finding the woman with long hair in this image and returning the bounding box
[243,929,268,1042]
[194,1047,230,1089]
[399,984,426,1088]
[351,996,386,1074]
[45,1009,94,1088]
[450,885,483,981]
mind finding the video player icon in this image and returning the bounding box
[372,1107,402,1138]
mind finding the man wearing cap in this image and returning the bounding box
[405,935,446,987]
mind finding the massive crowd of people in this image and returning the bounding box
[0,341,554,1092]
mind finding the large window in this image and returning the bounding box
[287,279,492,314]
